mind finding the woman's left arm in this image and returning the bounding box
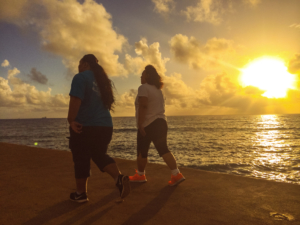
[68,96,83,133]
[138,96,148,136]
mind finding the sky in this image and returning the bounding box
[0,0,299,119]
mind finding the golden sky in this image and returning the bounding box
[0,0,299,118]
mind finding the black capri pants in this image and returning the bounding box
[69,126,115,179]
[137,118,170,158]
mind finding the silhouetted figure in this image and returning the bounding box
[129,65,185,186]
[68,54,130,203]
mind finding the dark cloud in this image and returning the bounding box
[28,68,48,84]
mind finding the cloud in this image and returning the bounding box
[0,62,68,109]
[123,39,194,109]
[0,0,34,23]
[118,72,195,111]
[117,89,137,108]
[197,73,243,106]
[288,54,300,75]
[125,38,170,76]
[169,34,235,70]
[181,0,231,25]
[119,60,300,116]
[243,0,261,7]
[181,0,263,25]
[0,0,127,77]
[289,23,300,29]
[7,67,23,85]
[192,70,300,115]
[152,0,175,14]
[288,54,300,91]
[162,73,194,107]
[27,68,48,84]
[1,60,10,67]
[194,72,273,114]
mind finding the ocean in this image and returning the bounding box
[1,114,300,185]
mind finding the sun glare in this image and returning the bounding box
[240,57,296,98]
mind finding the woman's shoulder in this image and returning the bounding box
[74,70,94,81]
[141,83,159,89]
[138,83,148,90]
[138,83,154,91]
[76,70,93,75]
[138,84,162,97]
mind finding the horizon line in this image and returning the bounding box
[1,113,300,120]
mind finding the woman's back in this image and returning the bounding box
[70,70,112,127]
[135,83,165,127]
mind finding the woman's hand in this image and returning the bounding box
[70,121,83,134]
[138,124,146,136]
[68,96,82,133]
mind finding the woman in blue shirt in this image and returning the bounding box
[68,54,130,203]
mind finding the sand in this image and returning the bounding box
[0,142,299,225]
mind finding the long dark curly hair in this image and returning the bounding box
[81,54,115,111]
[144,65,164,89]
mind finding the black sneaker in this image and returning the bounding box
[70,192,89,203]
[116,175,131,199]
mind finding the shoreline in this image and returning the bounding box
[1,142,300,224]
[0,142,300,185]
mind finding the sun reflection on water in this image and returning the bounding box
[252,115,293,182]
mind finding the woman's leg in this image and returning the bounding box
[89,126,130,198]
[69,127,91,194]
[76,178,88,193]
[150,119,177,170]
[102,163,131,199]
[162,152,177,170]
[136,128,151,173]
[129,153,148,182]
[103,163,121,180]
[90,127,119,180]
[137,153,148,172]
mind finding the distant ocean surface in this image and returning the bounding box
[1,115,300,185]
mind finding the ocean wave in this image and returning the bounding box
[113,128,137,133]
[183,163,250,172]
[0,135,57,139]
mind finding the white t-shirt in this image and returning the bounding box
[135,83,166,127]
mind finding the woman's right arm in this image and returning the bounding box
[68,95,82,133]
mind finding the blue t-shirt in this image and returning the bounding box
[69,70,113,127]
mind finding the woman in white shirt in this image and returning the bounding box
[129,65,185,186]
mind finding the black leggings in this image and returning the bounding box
[69,126,115,179]
[137,118,170,158]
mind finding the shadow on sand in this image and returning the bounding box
[121,185,177,225]
[23,183,144,225]
[23,199,83,225]
[23,191,117,225]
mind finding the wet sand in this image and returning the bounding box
[1,142,299,225]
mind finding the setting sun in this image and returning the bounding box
[240,57,296,98]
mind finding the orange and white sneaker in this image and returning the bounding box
[129,170,147,182]
[168,173,185,186]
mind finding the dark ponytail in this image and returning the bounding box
[144,65,164,89]
[81,54,115,111]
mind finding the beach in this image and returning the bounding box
[1,142,299,225]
